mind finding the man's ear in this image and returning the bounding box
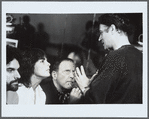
[111,24,121,34]
[52,71,57,80]
[110,24,116,34]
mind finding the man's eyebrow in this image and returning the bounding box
[65,69,71,71]
[7,68,15,70]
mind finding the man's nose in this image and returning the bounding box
[69,72,74,78]
[98,35,102,42]
[15,71,21,79]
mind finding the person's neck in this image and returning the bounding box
[30,74,42,91]
[113,35,130,50]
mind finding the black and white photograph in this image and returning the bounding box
[1,1,148,118]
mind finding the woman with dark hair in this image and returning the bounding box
[17,48,50,104]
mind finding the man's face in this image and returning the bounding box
[55,61,75,91]
[6,59,21,91]
[98,24,113,49]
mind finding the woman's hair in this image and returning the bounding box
[98,13,134,36]
[19,48,46,88]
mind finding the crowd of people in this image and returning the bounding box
[6,13,142,104]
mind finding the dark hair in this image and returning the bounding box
[98,14,134,36]
[51,58,74,73]
[6,45,22,64]
[19,48,46,87]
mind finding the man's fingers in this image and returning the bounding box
[71,88,75,94]
[76,67,82,76]
[71,88,81,95]
[80,65,86,76]
[90,70,99,81]
[74,72,79,82]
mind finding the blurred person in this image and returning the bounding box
[41,58,83,104]
[66,46,97,78]
[33,22,49,51]
[14,15,35,50]
[75,13,142,104]
[17,48,50,104]
[6,45,22,104]
[67,51,82,68]
[81,20,99,52]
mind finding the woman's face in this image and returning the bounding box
[34,57,51,78]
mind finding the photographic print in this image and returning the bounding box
[1,1,148,118]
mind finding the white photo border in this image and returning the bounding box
[1,1,148,117]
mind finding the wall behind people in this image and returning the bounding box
[10,14,101,45]
[10,13,142,48]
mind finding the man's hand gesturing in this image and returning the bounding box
[75,65,98,93]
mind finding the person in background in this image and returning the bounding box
[41,58,83,104]
[81,20,99,52]
[75,13,142,104]
[67,51,82,68]
[33,22,49,52]
[17,48,50,104]
[6,45,22,104]
[14,15,35,50]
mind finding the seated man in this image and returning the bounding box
[41,58,83,104]
[6,45,22,104]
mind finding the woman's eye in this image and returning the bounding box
[40,60,44,63]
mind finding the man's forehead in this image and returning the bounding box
[7,59,20,69]
[99,24,108,30]
[59,60,75,70]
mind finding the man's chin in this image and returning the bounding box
[65,86,72,90]
[7,84,18,91]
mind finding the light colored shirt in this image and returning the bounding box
[17,84,46,105]
[6,91,19,104]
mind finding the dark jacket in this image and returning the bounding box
[85,45,142,104]
[40,78,63,104]
[40,78,84,104]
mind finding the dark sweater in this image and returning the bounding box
[41,78,64,104]
[85,45,142,104]
[41,78,84,104]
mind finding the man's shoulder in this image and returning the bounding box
[108,45,140,57]
[40,78,58,94]
[40,78,53,88]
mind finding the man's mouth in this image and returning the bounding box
[10,79,18,85]
[67,81,73,86]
